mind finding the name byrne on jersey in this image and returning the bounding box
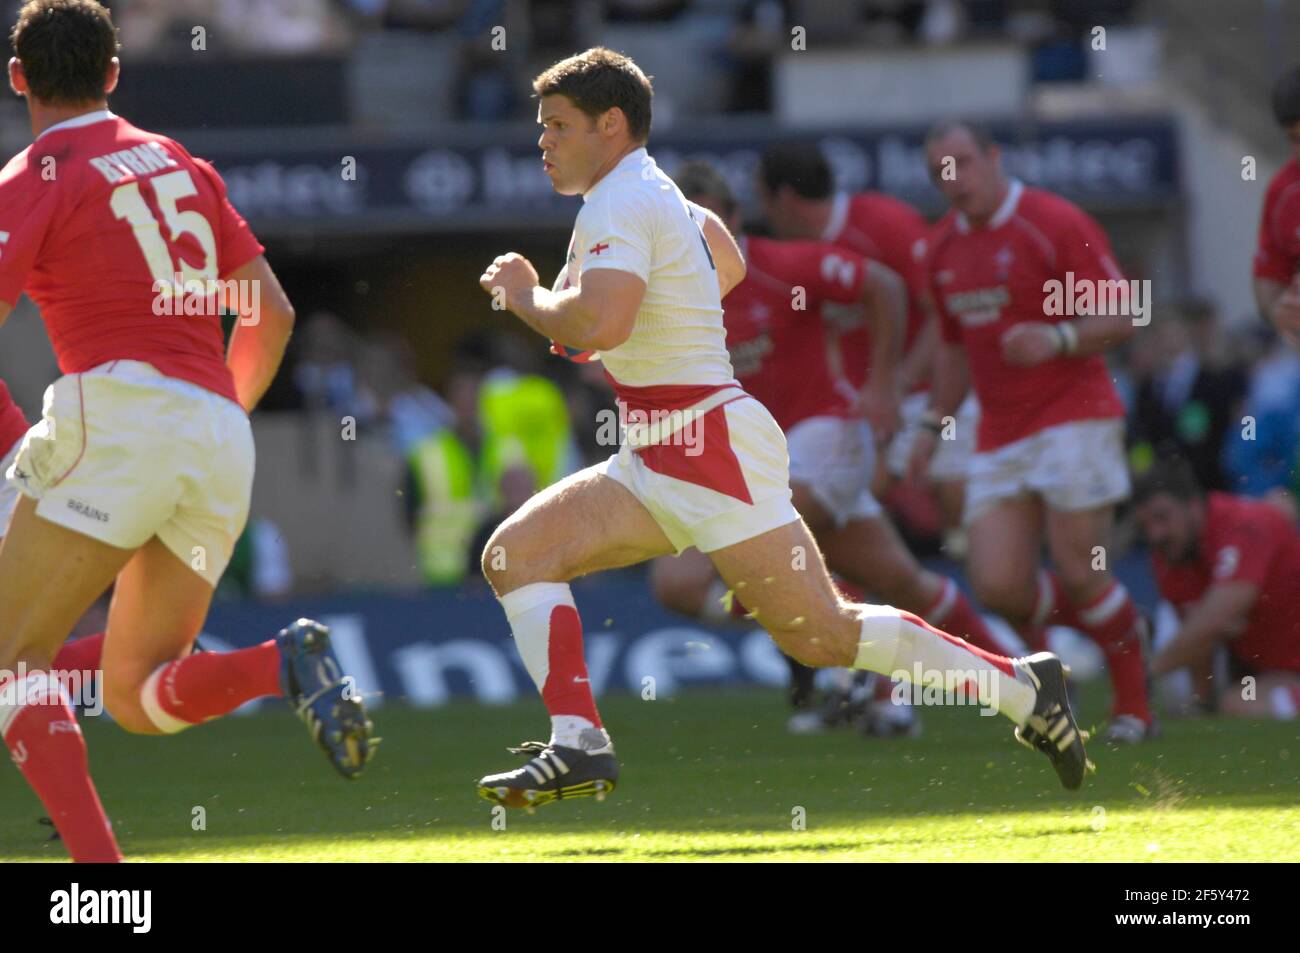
[87,141,179,184]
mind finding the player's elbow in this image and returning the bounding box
[722,257,746,298]
[866,263,905,308]
[588,326,630,352]
[275,299,297,334]
[729,251,747,287]
[259,293,296,342]
[588,310,636,351]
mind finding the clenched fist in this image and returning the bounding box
[479,253,540,312]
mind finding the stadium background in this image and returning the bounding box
[1,0,1297,711]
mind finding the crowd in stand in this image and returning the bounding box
[49,1,1141,123]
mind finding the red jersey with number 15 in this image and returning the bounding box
[0,110,265,406]
[927,181,1126,452]
[722,235,865,431]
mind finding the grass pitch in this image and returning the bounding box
[1,685,1296,862]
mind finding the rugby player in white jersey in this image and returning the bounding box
[474,48,1090,808]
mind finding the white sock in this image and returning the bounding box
[549,715,610,751]
[498,581,608,751]
[852,604,1036,725]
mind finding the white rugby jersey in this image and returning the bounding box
[552,148,738,391]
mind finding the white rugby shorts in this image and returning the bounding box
[964,417,1129,525]
[786,415,883,526]
[597,390,800,553]
[6,360,254,585]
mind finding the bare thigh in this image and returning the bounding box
[966,495,1043,623]
[706,517,858,668]
[101,536,216,733]
[482,464,676,596]
[0,495,132,671]
[934,479,967,530]
[651,483,846,621]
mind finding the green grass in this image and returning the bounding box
[2,686,1297,862]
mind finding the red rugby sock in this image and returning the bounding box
[140,641,282,730]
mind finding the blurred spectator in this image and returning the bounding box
[214,0,353,55]
[293,311,370,421]
[1223,325,1300,497]
[115,0,353,58]
[405,333,578,586]
[454,0,517,121]
[357,333,452,455]
[216,517,295,600]
[528,0,602,62]
[406,336,488,585]
[1128,304,1247,492]
[604,0,689,22]
[380,0,470,30]
[725,0,794,113]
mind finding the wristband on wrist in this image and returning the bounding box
[1054,321,1080,355]
[920,410,944,434]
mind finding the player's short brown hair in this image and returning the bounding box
[758,143,832,201]
[11,0,119,106]
[674,160,737,218]
[1131,454,1204,506]
[1272,64,1300,127]
[924,119,998,153]
[532,47,653,144]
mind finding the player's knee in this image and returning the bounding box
[103,678,165,736]
[483,516,572,593]
[970,573,1034,623]
[480,524,524,593]
[1055,563,1105,605]
[873,564,927,610]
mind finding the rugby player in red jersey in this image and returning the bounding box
[650,162,1013,733]
[910,119,1153,744]
[756,143,975,527]
[0,0,374,862]
[1134,457,1300,718]
[0,379,27,535]
[0,377,105,717]
[1255,64,1300,339]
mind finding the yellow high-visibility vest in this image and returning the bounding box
[479,373,574,505]
[409,429,483,586]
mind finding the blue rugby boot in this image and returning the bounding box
[277,618,377,779]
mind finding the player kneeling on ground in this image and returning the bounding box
[1134,456,1300,719]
